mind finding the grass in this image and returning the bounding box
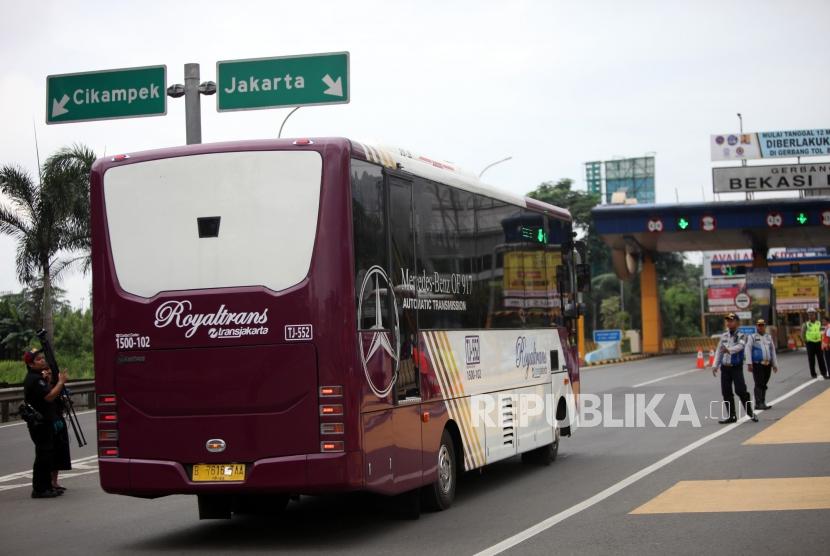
[0,354,94,387]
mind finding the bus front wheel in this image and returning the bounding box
[422,429,457,511]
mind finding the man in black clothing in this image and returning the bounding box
[22,348,67,499]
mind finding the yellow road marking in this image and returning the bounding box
[631,477,830,514]
[745,387,830,445]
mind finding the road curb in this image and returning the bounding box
[582,353,656,368]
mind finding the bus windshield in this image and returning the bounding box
[103,150,322,297]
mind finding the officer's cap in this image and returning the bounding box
[724,313,738,321]
[756,319,766,325]
[22,348,42,366]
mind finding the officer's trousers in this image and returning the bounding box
[721,364,751,419]
[751,363,772,406]
[806,341,827,378]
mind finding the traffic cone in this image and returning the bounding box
[696,347,705,369]
[787,336,796,351]
[708,349,715,367]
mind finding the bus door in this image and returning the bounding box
[386,172,424,490]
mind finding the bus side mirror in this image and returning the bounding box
[556,265,572,294]
[576,264,591,293]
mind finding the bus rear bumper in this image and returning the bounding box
[99,451,363,498]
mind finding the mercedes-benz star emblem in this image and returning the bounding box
[357,265,400,398]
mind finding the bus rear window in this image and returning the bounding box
[103,150,322,298]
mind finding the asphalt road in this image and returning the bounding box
[1,352,828,555]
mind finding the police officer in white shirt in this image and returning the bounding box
[713,313,758,423]
[745,319,778,410]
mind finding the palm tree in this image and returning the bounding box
[0,144,96,341]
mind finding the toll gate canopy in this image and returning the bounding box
[593,198,830,278]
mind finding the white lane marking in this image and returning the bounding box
[0,469,99,492]
[633,369,700,388]
[0,455,99,484]
[0,409,95,429]
[474,378,821,556]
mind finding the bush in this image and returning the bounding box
[0,355,93,386]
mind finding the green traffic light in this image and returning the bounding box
[537,229,547,243]
[677,217,690,230]
[796,212,808,225]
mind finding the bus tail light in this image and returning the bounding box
[99,447,119,458]
[98,430,119,442]
[320,441,344,453]
[319,404,343,416]
[320,422,345,435]
[98,412,118,424]
[97,393,119,458]
[319,385,343,397]
[97,394,117,406]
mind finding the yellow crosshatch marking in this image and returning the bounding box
[745,387,830,445]
[630,478,830,514]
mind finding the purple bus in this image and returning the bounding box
[92,138,583,518]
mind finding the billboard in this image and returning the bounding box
[604,156,655,204]
[712,163,830,193]
[774,275,820,312]
[707,278,746,313]
[711,129,830,161]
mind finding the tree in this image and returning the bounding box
[527,179,612,330]
[0,291,38,359]
[600,296,631,330]
[42,145,96,272]
[0,144,95,341]
[527,178,612,278]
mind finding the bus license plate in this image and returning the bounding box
[192,463,245,482]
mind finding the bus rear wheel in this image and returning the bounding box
[422,429,457,511]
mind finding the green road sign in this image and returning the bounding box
[216,52,349,112]
[46,65,166,124]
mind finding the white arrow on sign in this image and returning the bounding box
[51,94,70,117]
[322,74,343,97]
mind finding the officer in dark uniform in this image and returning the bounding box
[712,313,757,424]
[22,348,67,498]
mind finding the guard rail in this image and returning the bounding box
[0,380,95,423]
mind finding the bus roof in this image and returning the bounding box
[351,140,571,222]
[93,137,571,223]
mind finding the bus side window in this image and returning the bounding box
[351,160,389,329]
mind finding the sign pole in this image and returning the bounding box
[184,63,202,145]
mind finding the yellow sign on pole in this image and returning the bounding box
[774,275,820,311]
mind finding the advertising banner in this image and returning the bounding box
[713,163,830,193]
[746,269,772,307]
[711,129,830,161]
[707,278,746,313]
[502,251,563,309]
[774,275,820,311]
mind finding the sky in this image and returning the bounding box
[2,0,830,307]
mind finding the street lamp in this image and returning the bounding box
[479,156,512,179]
